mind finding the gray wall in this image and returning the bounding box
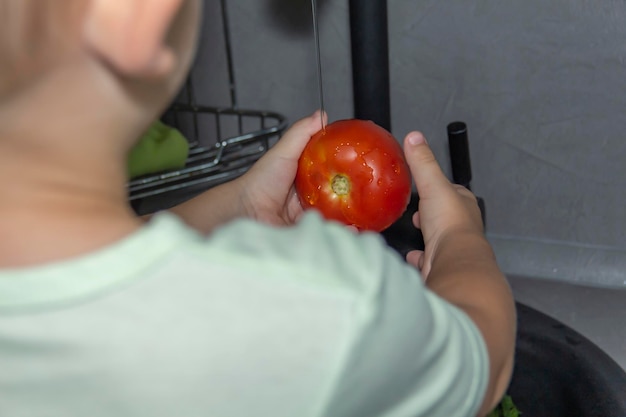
[192,0,626,288]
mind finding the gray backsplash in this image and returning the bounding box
[192,0,626,288]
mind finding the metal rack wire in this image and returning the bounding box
[128,0,288,213]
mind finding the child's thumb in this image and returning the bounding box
[403,132,450,198]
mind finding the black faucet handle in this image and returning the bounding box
[446,121,486,227]
[447,121,473,190]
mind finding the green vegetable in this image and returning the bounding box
[127,120,189,179]
[487,395,521,417]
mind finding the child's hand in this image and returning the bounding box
[165,111,325,233]
[402,132,484,279]
[402,132,516,416]
[238,111,326,226]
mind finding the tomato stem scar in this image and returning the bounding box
[331,174,350,196]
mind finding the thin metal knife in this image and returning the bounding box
[311,0,326,132]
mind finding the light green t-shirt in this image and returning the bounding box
[0,212,487,417]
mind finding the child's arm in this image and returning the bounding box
[403,132,516,417]
[164,111,324,234]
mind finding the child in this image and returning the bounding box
[0,1,516,416]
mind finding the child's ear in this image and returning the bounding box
[83,0,185,78]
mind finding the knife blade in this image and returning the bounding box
[311,0,326,132]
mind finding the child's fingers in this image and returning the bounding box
[406,249,427,281]
[403,132,451,200]
[345,225,359,234]
[269,110,326,159]
[412,211,421,230]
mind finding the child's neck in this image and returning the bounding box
[0,139,143,268]
[0,60,146,269]
[0,189,142,269]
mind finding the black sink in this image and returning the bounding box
[510,303,626,417]
[381,196,626,416]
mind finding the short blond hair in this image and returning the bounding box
[0,0,86,100]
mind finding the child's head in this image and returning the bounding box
[0,0,87,101]
[0,0,201,129]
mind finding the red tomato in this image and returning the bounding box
[295,119,412,232]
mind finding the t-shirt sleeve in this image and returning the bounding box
[288,216,489,417]
[211,212,489,417]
